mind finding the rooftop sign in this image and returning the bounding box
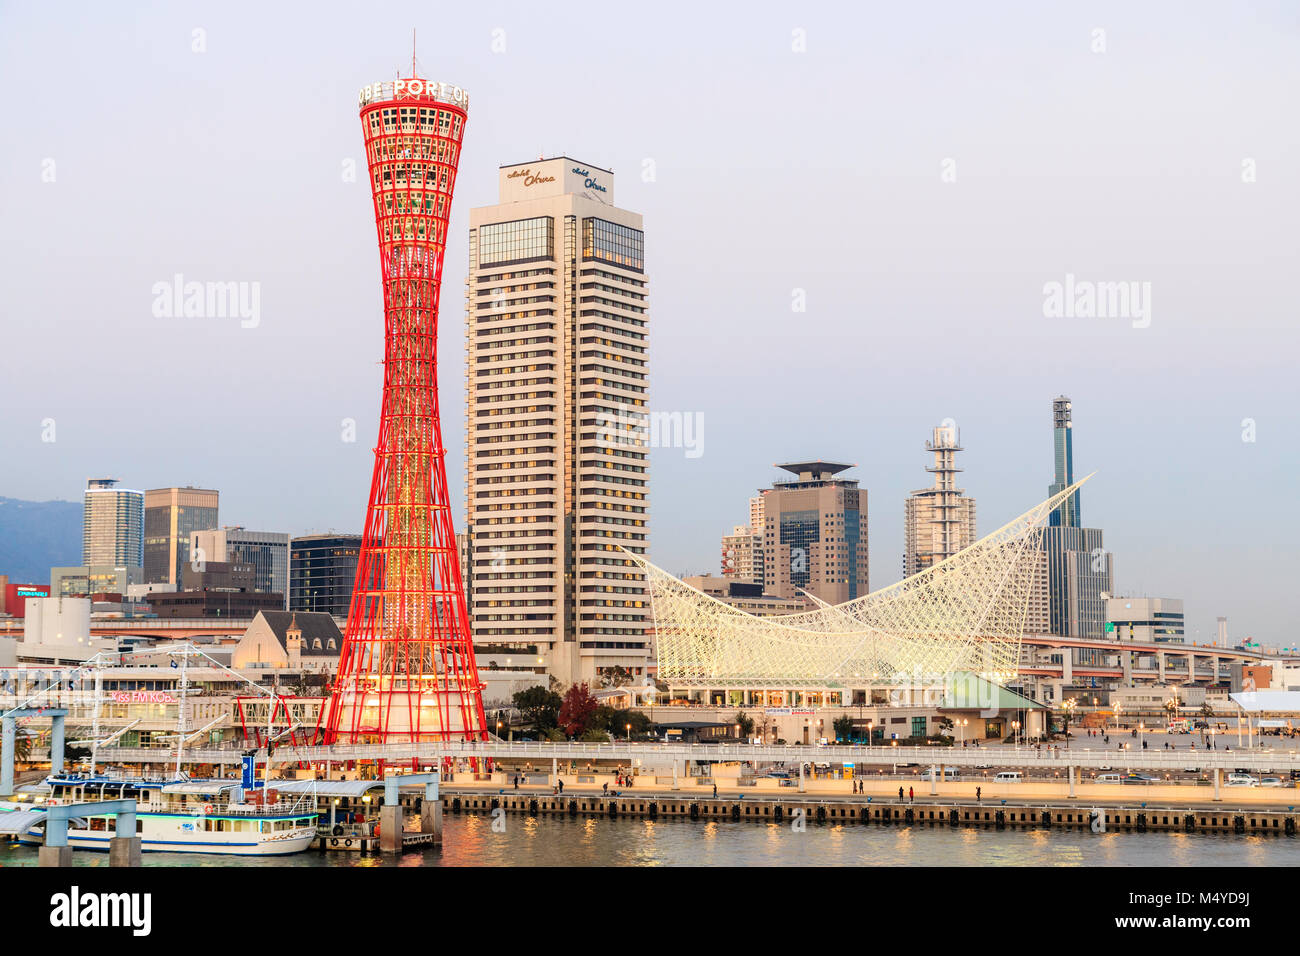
[358,79,469,109]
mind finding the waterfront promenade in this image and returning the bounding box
[93,738,1300,775]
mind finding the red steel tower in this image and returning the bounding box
[319,74,486,744]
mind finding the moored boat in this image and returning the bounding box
[16,771,319,856]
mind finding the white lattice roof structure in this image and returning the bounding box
[634,478,1090,689]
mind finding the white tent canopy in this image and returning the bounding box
[1229,691,1300,713]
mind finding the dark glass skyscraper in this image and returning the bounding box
[1039,397,1112,637]
[289,534,361,617]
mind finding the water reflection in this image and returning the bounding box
[4,818,1300,867]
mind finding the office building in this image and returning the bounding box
[143,487,219,586]
[1105,597,1186,643]
[1039,397,1112,638]
[147,562,282,618]
[289,533,362,618]
[50,565,143,598]
[464,156,649,685]
[903,423,976,577]
[721,525,764,585]
[82,478,143,572]
[760,461,868,604]
[191,527,289,608]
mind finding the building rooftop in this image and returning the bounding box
[254,611,343,657]
[775,461,855,478]
[499,155,613,175]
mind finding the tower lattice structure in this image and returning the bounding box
[320,75,486,743]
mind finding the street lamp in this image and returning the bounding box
[1011,720,1021,748]
[1061,698,1076,748]
[626,722,632,743]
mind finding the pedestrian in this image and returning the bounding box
[908,786,914,803]
[976,786,981,802]
[713,783,718,798]
[898,786,904,801]
[558,779,564,793]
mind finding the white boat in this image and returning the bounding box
[16,772,319,856]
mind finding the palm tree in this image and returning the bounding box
[13,731,33,764]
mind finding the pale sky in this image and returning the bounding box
[1,1,1297,645]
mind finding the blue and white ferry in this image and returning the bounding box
[17,771,319,856]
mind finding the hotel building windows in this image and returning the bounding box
[466,158,649,686]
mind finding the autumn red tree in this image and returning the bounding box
[558,682,599,737]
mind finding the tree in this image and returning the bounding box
[832,712,863,743]
[558,682,599,737]
[601,666,633,688]
[832,715,855,742]
[734,711,754,738]
[513,685,562,733]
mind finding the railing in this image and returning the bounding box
[91,739,1300,773]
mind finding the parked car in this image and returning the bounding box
[993,771,1023,783]
[1226,774,1259,787]
[1122,773,1160,784]
[1096,773,1122,783]
[1260,776,1286,788]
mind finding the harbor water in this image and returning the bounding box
[5,814,1300,867]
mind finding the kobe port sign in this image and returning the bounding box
[358,79,469,109]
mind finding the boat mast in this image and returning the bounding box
[90,663,103,775]
[174,644,190,777]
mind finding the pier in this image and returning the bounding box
[440,787,1300,837]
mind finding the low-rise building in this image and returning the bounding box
[231,611,343,672]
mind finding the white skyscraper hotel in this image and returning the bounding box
[465,157,649,685]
